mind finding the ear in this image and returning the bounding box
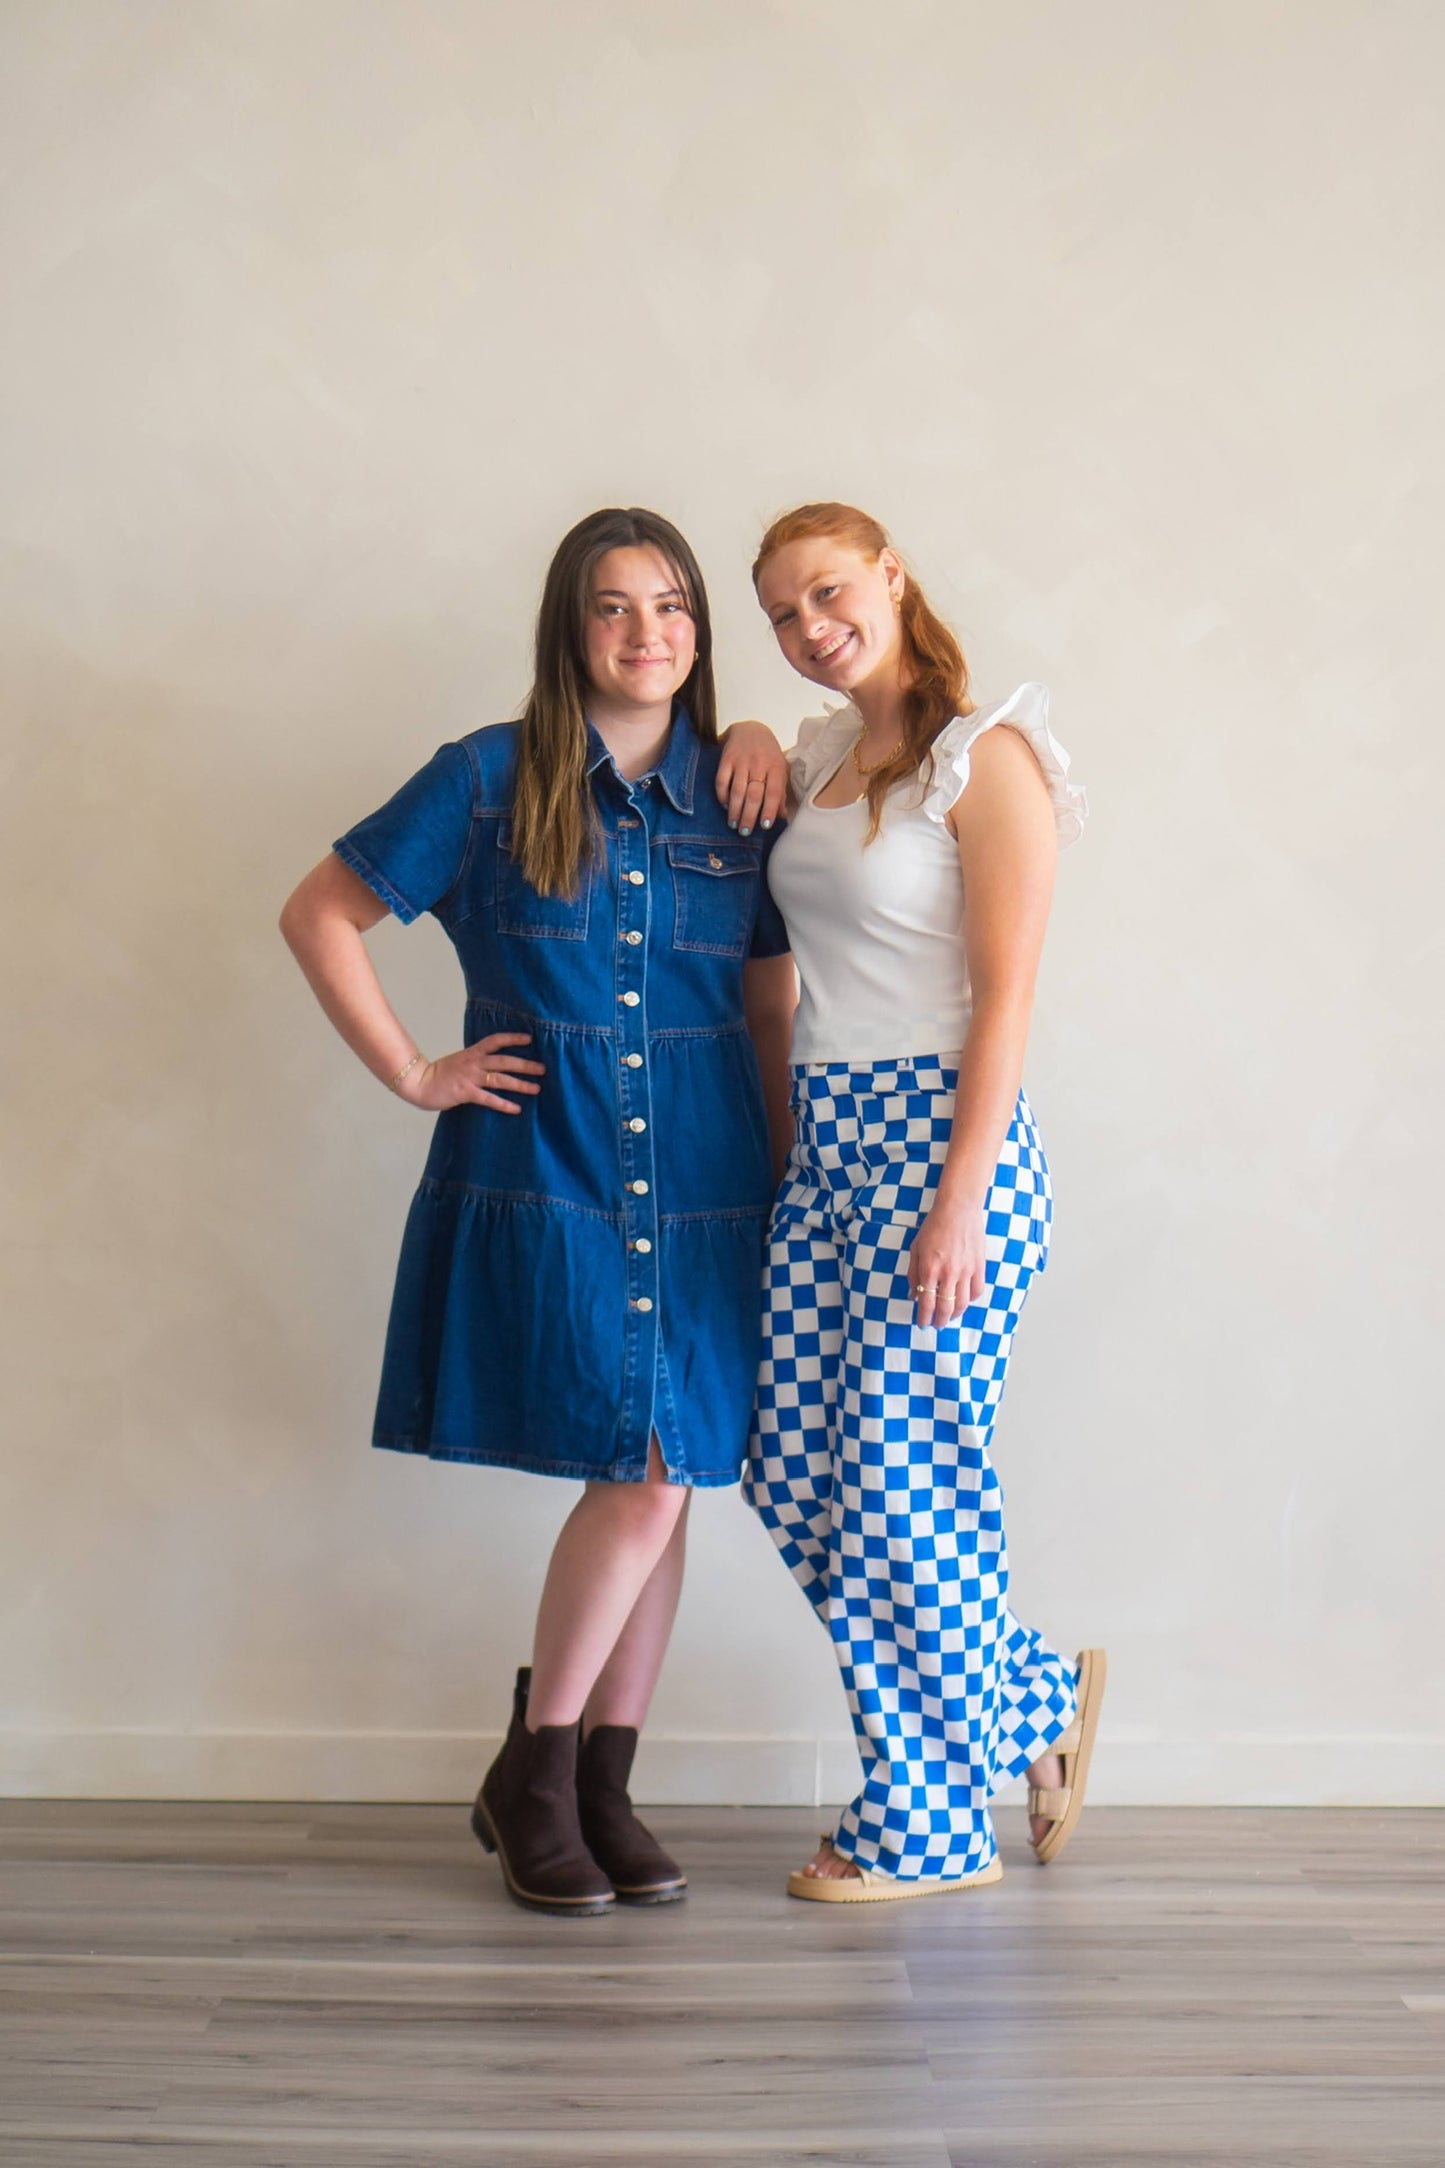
[878,547,906,605]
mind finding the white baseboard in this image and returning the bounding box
[3,1728,1444,1806]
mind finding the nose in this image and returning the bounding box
[636,606,676,647]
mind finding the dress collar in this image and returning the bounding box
[584,704,699,814]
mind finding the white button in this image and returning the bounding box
[634,1297,653,1313]
[621,991,640,1007]
[624,1053,643,1068]
[708,853,723,869]
[629,1117,646,1133]
[624,929,643,946]
[634,1238,652,1254]
[630,1179,649,1195]
[627,870,645,886]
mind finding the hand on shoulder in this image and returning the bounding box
[716,719,788,833]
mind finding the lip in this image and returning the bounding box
[811,629,855,666]
[619,656,672,669]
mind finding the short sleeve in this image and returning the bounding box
[786,707,855,803]
[332,741,475,924]
[749,828,791,959]
[921,683,1087,846]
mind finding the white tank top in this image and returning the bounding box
[766,683,1086,1066]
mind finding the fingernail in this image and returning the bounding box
[740,824,751,835]
[762,818,773,830]
[729,819,738,829]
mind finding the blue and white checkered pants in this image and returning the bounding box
[745,1057,1078,1881]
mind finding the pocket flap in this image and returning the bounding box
[665,839,761,877]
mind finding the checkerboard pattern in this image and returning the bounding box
[745,1058,1078,1881]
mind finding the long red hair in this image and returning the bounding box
[752,502,972,840]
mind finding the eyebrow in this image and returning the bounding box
[594,586,686,602]
[767,573,841,619]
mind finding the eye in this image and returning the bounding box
[771,609,795,630]
[816,585,838,603]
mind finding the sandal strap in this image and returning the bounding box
[1055,1717,1083,1755]
[1028,1785,1071,1818]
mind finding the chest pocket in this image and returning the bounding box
[495,819,592,940]
[667,838,762,957]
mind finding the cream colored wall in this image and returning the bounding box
[3,0,1442,1806]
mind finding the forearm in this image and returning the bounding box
[281,904,420,1089]
[936,995,1034,1210]
[743,960,797,1184]
[751,1013,795,1183]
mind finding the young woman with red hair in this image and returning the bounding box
[744,502,1105,1901]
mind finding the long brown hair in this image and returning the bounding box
[752,502,972,841]
[513,508,717,896]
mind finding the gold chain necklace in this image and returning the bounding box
[851,732,904,778]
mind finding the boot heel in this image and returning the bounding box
[470,1800,497,1854]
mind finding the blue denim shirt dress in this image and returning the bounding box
[333,710,789,1488]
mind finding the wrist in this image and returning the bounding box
[386,1050,428,1098]
[932,1180,986,1219]
[399,1062,437,1108]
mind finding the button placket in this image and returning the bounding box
[616,792,659,1337]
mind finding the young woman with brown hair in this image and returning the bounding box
[744,502,1105,1901]
[281,507,793,1916]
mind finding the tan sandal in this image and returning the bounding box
[787,1837,1003,1904]
[1030,1646,1106,1865]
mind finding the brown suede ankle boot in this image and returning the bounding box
[576,1723,686,1904]
[471,1669,614,1915]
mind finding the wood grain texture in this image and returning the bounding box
[1,1803,1442,2164]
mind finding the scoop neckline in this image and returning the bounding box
[805,721,871,812]
[803,703,986,814]
[809,754,870,812]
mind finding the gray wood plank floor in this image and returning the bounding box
[1,1801,1442,2165]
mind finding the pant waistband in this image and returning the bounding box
[792,1054,960,1097]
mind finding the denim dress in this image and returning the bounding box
[333,710,789,1488]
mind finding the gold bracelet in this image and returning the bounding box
[387,1051,426,1093]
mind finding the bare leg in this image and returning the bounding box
[528,1439,690,1730]
[583,1492,690,1734]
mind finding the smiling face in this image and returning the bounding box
[756,535,905,696]
[582,545,697,716]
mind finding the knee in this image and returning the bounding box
[595,1475,688,1544]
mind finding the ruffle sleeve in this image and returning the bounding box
[785,706,857,802]
[921,682,1087,846]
